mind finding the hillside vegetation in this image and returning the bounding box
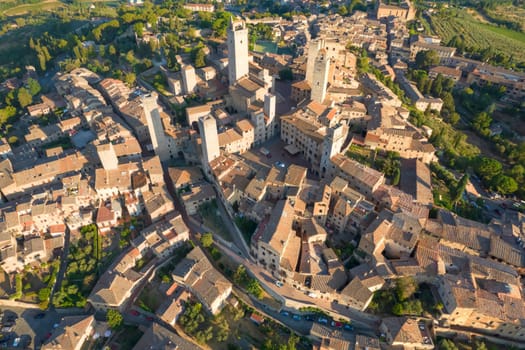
[429,8,525,69]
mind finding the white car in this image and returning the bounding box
[275,281,284,287]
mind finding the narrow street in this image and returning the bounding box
[213,239,380,332]
[212,192,252,259]
[49,226,71,309]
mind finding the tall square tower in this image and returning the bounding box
[198,115,220,165]
[182,65,197,94]
[142,93,170,161]
[227,18,249,85]
[311,49,330,104]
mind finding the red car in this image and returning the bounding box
[145,316,154,321]
[130,310,139,316]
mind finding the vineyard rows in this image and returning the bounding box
[429,12,525,63]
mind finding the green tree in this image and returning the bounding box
[107,309,123,329]
[431,74,444,97]
[247,279,263,299]
[475,341,488,350]
[472,112,492,133]
[108,45,117,57]
[27,78,41,96]
[494,175,518,194]
[392,303,405,316]
[200,233,213,248]
[193,48,206,68]
[476,157,502,181]
[391,167,400,186]
[452,174,469,204]
[439,339,459,350]
[448,112,460,125]
[509,165,525,183]
[233,265,249,285]
[124,72,136,87]
[134,22,144,37]
[415,50,439,70]
[7,136,18,145]
[395,277,417,301]
[17,88,33,108]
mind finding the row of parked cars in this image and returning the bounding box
[0,311,21,348]
[279,310,354,330]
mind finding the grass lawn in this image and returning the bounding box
[197,200,233,242]
[479,22,525,43]
[142,72,172,97]
[253,40,278,54]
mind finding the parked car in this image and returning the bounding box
[292,314,301,321]
[275,281,284,288]
[343,324,354,331]
[280,311,290,317]
[318,317,328,324]
[331,321,343,328]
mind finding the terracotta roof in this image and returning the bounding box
[42,315,94,350]
[306,100,328,116]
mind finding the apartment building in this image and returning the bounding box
[251,199,301,278]
[281,109,348,176]
[328,154,385,198]
[172,247,232,315]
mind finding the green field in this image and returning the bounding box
[430,8,525,63]
[253,40,278,54]
[3,1,66,16]
[486,4,525,32]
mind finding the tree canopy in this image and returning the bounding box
[415,50,440,70]
[107,309,123,329]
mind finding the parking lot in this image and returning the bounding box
[0,307,61,349]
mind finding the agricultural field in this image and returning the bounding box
[2,0,65,16]
[429,8,525,64]
[485,4,525,32]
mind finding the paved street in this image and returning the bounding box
[213,240,380,333]
[0,306,62,349]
